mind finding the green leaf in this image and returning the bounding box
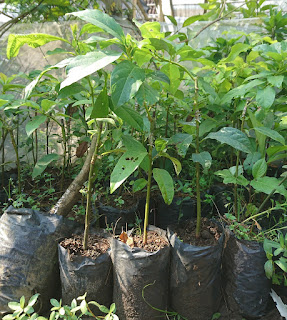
[256,86,276,109]
[168,133,193,157]
[247,110,266,155]
[61,51,121,89]
[3,315,15,320]
[58,83,86,99]
[132,178,148,193]
[32,154,59,179]
[243,152,262,173]
[192,152,212,169]
[252,158,267,179]
[68,9,125,41]
[139,22,163,39]
[111,61,145,107]
[110,136,147,193]
[199,118,218,137]
[161,63,181,95]
[0,99,9,107]
[7,33,69,59]
[20,296,25,309]
[221,79,264,104]
[160,152,182,175]
[91,87,109,119]
[206,127,253,153]
[250,176,287,197]
[98,305,109,313]
[112,104,144,132]
[275,258,287,273]
[8,301,21,311]
[224,43,251,62]
[267,75,284,88]
[80,23,104,36]
[25,115,47,137]
[215,169,249,186]
[153,168,174,205]
[80,300,88,314]
[109,303,116,313]
[41,99,55,112]
[264,260,274,279]
[135,83,159,106]
[183,15,203,27]
[28,294,40,307]
[165,15,177,26]
[254,127,285,145]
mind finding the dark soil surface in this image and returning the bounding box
[119,230,169,252]
[60,234,110,259]
[172,218,222,246]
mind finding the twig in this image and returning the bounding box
[192,2,246,39]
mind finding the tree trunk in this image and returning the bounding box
[50,135,97,217]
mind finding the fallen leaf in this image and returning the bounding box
[119,231,128,243]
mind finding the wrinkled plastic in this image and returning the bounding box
[167,225,224,320]
[111,226,170,320]
[223,229,271,319]
[58,233,113,308]
[0,206,75,315]
[157,197,197,229]
[98,200,139,232]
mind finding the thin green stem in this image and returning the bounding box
[143,104,154,245]
[194,77,201,238]
[9,129,21,194]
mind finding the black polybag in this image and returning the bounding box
[58,233,113,308]
[111,226,170,320]
[167,225,224,320]
[0,206,75,315]
[222,229,271,319]
[157,197,196,229]
[98,200,139,232]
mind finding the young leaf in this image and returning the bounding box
[160,152,182,175]
[61,51,121,89]
[91,87,109,119]
[252,158,267,179]
[256,86,276,109]
[111,61,145,107]
[7,33,70,59]
[28,294,40,307]
[161,63,181,95]
[153,168,174,205]
[32,154,59,179]
[25,115,47,137]
[139,21,163,39]
[224,43,251,62]
[132,178,148,193]
[206,127,253,154]
[254,127,285,145]
[264,260,274,279]
[68,9,125,41]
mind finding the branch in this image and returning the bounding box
[0,0,44,38]
[192,2,246,40]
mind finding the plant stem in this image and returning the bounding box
[83,123,102,250]
[234,150,240,221]
[143,105,154,244]
[194,78,201,238]
[9,129,21,194]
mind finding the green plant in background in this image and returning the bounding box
[3,293,118,320]
[264,231,287,285]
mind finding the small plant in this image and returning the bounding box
[3,293,118,320]
[264,231,287,286]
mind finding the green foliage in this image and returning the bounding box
[3,293,118,320]
[264,232,287,285]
